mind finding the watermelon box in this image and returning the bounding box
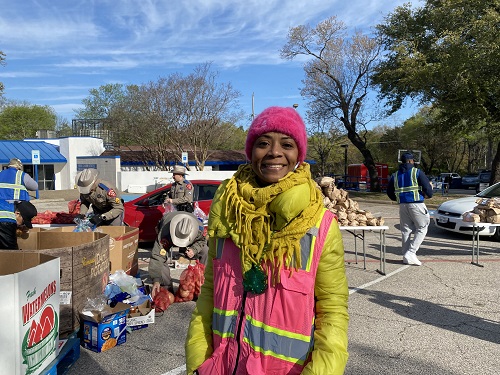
[0,252,60,375]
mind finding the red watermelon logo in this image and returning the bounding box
[22,305,58,374]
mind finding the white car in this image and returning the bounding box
[433,181,500,240]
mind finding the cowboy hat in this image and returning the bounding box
[169,212,201,247]
[75,168,98,194]
[171,165,188,175]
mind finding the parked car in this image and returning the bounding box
[123,180,221,242]
[461,173,479,189]
[439,172,462,189]
[476,170,491,193]
[433,181,500,240]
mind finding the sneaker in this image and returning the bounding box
[403,252,422,266]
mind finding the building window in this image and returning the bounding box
[24,164,55,190]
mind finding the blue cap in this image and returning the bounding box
[401,152,414,163]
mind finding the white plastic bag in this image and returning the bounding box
[193,201,207,222]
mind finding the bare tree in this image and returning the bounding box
[281,16,383,191]
[167,63,244,170]
[111,63,243,170]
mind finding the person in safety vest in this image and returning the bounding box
[0,158,38,249]
[387,152,433,266]
[185,106,349,375]
[75,168,124,226]
[164,165,194,213]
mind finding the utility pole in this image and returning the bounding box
[251,93,255,122]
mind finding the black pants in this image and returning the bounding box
[0,221,18,250]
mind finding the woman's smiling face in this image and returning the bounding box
[251,132,299,185]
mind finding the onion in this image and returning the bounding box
[168,291,175,304]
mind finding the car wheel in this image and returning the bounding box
[493,227,500,241]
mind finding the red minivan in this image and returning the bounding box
[123,180,221,242]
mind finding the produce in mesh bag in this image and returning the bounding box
[175,261,205,302]
[153,287,174,313]
[68,199,81,214]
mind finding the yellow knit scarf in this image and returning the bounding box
[208,163,323,281]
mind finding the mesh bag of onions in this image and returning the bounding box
[153,287,174,313]
[175,261,206,302]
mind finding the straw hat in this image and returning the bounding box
[75,168,98,194]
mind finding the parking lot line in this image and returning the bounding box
[349,265,409,295]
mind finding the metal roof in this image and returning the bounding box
[0,141,67,164]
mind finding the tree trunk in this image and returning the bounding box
[491,140,500,185]
[347,133,381,192]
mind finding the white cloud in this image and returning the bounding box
[0,0,424,122]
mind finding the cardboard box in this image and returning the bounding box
[487,208,500,223]
[174,257,197,269]
[43,226,140,276]
[80,302,130,353]
[17,231,110,338]
[94,226,139,276]
[127,300,155,330]
[0,252,60,375]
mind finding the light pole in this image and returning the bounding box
[341,144,348,186]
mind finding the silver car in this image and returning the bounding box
[433,181,500,240]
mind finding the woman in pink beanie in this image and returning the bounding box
[185,106,349,375]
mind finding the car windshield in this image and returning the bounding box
[477,182,500,198]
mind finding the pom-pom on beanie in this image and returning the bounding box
[245,106,308,163]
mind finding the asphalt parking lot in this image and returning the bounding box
[32,194,500,375]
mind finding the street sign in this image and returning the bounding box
[31,150,40,165]
[181,152,188,164]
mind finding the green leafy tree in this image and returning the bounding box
[73,83,131,119]
[281,16,384,191]
[373,0,500,183]
[0,104,56,139]
[306,115,345,177]
[56,116,73,137]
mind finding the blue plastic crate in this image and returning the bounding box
[41,336,80,375]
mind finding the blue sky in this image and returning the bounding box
[0,0,422,128]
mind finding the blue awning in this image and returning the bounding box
[0,141,67,164]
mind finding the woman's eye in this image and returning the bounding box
[256,141,270,147]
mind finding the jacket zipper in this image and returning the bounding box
[231,290,248,375]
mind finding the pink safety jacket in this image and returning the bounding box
[196,209,333,375]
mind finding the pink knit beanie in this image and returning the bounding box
[245,106,308,162]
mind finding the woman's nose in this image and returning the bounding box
[268,144,283,157]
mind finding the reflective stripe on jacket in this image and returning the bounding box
[0,200,16,221]
[0,168,30,201]
[393,167,424,203]
[196,209,332,375]
[0,168,30,223]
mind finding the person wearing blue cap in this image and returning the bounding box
[387,152,434,265]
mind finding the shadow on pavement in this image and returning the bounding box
[358,289,500,345]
